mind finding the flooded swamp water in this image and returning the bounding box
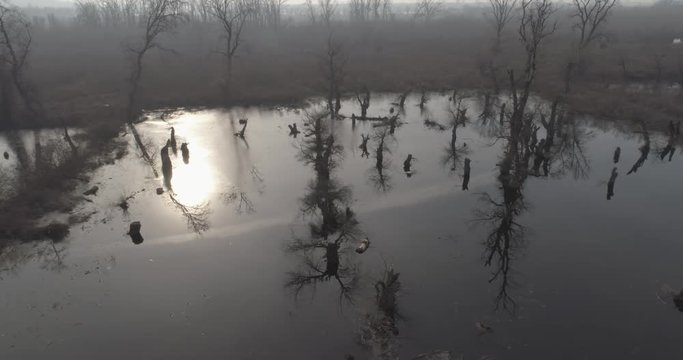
[1,93,683,359]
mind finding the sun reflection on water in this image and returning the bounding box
[165,129,216,207]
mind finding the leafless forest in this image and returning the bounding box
[1,0,683,240]
[0,0,681,129]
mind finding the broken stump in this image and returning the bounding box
[83,186,99,196]
[128,221,144,245]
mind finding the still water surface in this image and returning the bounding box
[1,93,683,359]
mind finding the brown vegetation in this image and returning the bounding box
[7,3,677,129]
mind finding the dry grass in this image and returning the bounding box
[8,5,678,130]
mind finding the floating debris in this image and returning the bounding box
[83,186,99,196]
[413,350,454,360]
[475,321,493,335]
[3,151,8,160]
[613,146,621,163]
[356,238,370,254]
[156,187,164,195]
[424,118,446,131]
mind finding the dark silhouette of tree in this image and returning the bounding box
[320,34,346,118]
[486,0,517,92]
[0,1,39,126]
[474,129,529,313]
[209,0,251,83]
[627,121,650,175]
[125,0,184,123]
[369,127,392,192]
[287,111,363,304]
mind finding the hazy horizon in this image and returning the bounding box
[8,0,667,10]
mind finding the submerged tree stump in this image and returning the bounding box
[288,123,300,136]
[462,158,471,191]
[161,144,173,182]
[128,221,144,245]
[83,186,99,196]
[235,119,248,137]
[180,143,189,164]
[403,154,413,177]
[674,291,683,312]
[607,167,618,200]
[356,238,370,254]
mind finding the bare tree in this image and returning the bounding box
[488,0,517,54]
[318,0,336,26]
[348,0,390,22]
[0,1,38,124]
[508,0,557,131]
[486,0,516,93]
[348,0,371,22]
[98,0,123,27]
[569,0,617,79]
[264,0,286,28]
[381,0,392,20]
[305,0,317,24]
[355,85,370,119]
[74,0,102,27]
[209,0,251,83]
[121,0,140,26]
[412,0,441,22]
[572,0,617,52]
[125,0,185,123]
[320,34,346,118]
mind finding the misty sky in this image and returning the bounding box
[9,0,659,9]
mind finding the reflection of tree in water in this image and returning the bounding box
[222,186,255,214]
[551,115,593,179]
[168,193,210,234]
[129,124,210,234]
[657,120,679,162]
[129,124,159,177]
[474,139,528,313]
[521,100,592,179]
[220,115,266,214]
[442,98,471,173]
[473,95,592,312]
[0,239,68,277]
[221,166,264,215]
[286,111,363,303]
[286,219,361,303]
[359,266,402,360]
[475,99,505,139]
[368,127,392,193]
[627,121,650,175]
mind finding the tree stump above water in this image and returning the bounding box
[128,221,144,245]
